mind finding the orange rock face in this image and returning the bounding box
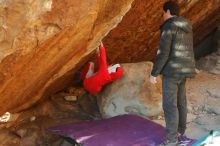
[0,0,219,115]
[0,0,134,114]
[103,0,220,64]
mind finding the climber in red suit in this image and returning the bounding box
[80,42,123,94]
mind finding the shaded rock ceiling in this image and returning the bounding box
[103,0,220,63]
[0,0,219,114]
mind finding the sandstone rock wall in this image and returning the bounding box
[103,0,220,64]
[196,27,220,75]
[0,0,134,114]
[0,0,219,115]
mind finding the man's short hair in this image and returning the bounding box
[163,1,180,16]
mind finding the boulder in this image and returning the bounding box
[97,62,162,118]
[0,128,20,146]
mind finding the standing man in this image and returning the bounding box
[150,1,196,146]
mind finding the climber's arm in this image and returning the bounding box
[98,42,108,71]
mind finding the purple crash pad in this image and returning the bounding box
[48,114,197,146]
[49,114,166,146]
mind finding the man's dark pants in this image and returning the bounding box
[162,76,187,142]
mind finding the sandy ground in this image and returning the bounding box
[186,71,220,139]
[153,70,220,140]
[0,70,219,145]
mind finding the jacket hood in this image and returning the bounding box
[161,16,192,33]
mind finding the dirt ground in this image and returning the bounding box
[153,70,220,139]
[0,69,219,145]
[186,71,220,139]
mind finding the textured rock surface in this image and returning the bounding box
[97,62,162,118]
[187,72,220,116]
[0,0,134,114]
[0,128,20,146]
[0,70,219,145]
[151,71,220,139]
[103,0,220,64]
[0,0,219,115]
[0,88,100,146]
[185,71,220,139]
[196,27,220,74]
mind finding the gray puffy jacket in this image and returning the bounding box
[151,16,196,78]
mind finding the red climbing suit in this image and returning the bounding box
[80,45,123,94]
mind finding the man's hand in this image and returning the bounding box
[195,68,200,74]
[150,75,157,84]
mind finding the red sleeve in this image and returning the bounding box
[83,45,111,94]
[98,46,108,71]
[83,78,102,94]
[80,63,90,80]
[109,67,123,80]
